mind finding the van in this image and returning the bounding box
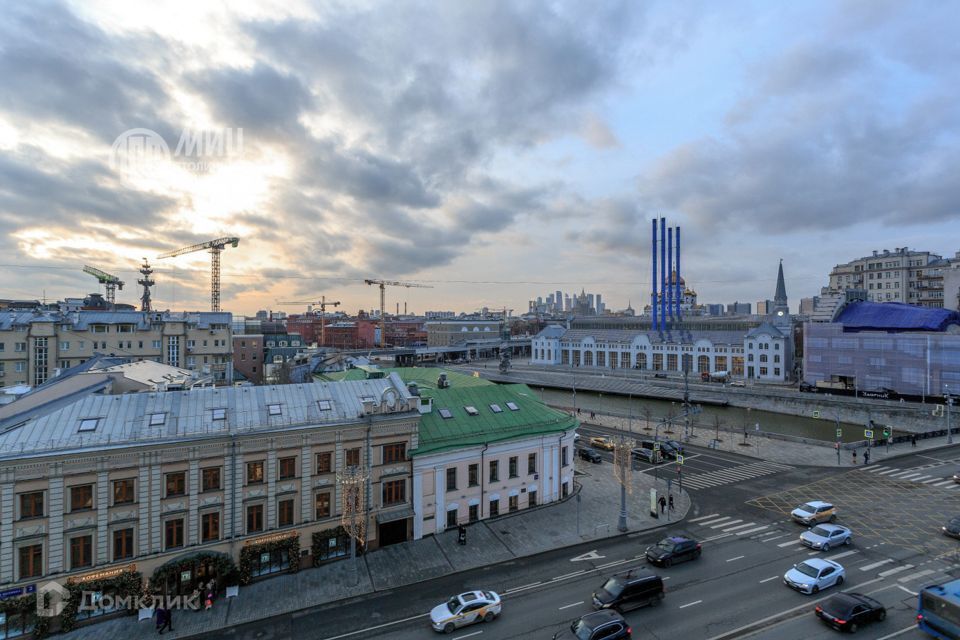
[592,571,665,612]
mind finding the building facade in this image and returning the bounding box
[826,247,960,307]
[426,320,501,347]
[0,311,233,388]
[232,334,264,384]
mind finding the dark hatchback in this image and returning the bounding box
[658,440,683,458]
[578,448,602,463]
[815,592,886,633]
[553,610,631,640]
[943,516,960,539]
[645,536,701,567]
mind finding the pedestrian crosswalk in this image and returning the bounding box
[680,461,794,491]
[859,464,959,489]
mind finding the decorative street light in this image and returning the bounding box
[337,466,368,585]
[946,385,954,445]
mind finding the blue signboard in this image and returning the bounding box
[0,587,24,600]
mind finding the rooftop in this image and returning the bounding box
[836,301,960,332]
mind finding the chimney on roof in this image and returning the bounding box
[873,250,878,256]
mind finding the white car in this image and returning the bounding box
[430,590,501,633]
[783,558,845,594]
[800,524,852,551]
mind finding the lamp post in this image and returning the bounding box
[947,386,954,445]
[835,410,841,466]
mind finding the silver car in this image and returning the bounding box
[430,590,501,633]
[800,524,852,551]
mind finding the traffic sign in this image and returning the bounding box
[835,429,842,438]
[676,455,684,465]
[882,428,890,437]
[864,429,874,439]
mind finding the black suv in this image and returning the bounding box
[815,592,886,633]
[592,571,664,612]
[578,448,602,463]
[554,610,631,640]
[645,536,701,567]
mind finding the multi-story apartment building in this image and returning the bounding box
[232,334,264,384]
[0,375,418,625]
[826,247,960,307]
[0,311,233,387]
[425,320,501,347]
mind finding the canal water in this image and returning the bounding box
[533,387,870,444]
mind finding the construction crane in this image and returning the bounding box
[364,279,433,348]
[157,237,239,312]
[82,265,125,307]
[276,296,341,346]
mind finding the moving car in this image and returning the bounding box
[592,571,665,612]
[578,448,602,463]
[783,558,845,594]
[815,592,886,633]
[645,536,701,567]
[660,439,684,456]
[801,524,852,551]
[791,501,837,525]
[430,590,501,633]
[553,610,631,640]
[630,447,662,464]
[954,472,960,484]
[590,436,615,451]
[943,516,960,540]
[729,380,745,387]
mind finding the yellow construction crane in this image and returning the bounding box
[276,296,341,346]
[82,265,125,307]
[364,279,432,347]
[157,236,239,312]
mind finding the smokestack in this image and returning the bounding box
[675,226,682,321]
[651,218,658,330]
[660,217,667,330]
[667,226,674,321]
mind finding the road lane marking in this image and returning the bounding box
[552,570,586,581]
[898,569,935,582]
[597,559,632,569]
[921,477,942,483]
[558,601,584,610]
[323,612,429,639]
[759,576,779,583]
[877,469,900,475]
[878,564,913,578]
[711,519,743,529]
[689,513,721,522]
[679,600,702,609]
[859,559,894,571]
[877,624,918,640]
[726,555,745,562]
[896,586,918,597]
[737,526,770,536]
[453,632,483,640]
[778,540,801,548]
[702,533,732,542]
[865,466,888,473]
[696,516,734,526]
[759,533,787,542]
[826,550,858,561]
[504,581,542,594]
[570,550,604,562]
[933,479,955,486]
[722,523,757,532]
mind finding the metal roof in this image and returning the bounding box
[836,301,960,332]
[0,310,232,330]
[0,374,413,460]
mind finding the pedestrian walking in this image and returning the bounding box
[155,607,166,635]
[190,588,201,612]
[911,434,917,448]
[164,607,174,632]
[668,494,675,511]
[205,592,213,610]
[577,408,582,415]
[658,495,667,514]
[458,524,467,545]
[852,450,857,464]
[864,449,870,465]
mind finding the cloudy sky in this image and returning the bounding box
[1,0,958,316]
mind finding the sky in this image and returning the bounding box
[1,0,958,316]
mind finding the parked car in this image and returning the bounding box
[801,524,852,551]
[815,592,886,633]
[592,571,665,612]
[954,472,960,484]
[942,516,960,540]
[578,448,602,463]
[783,558,845,594]
[631,447,663,464]
[553,610,631,640]
[590,436,615,451]
[645,536,701,567]
[791,501,837,525]
[430,590,501,633]
[729,380,745,387]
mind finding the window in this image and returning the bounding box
[268,404,282,416]
[489,404,503,413]
[383,443,406,464]
[19,492,43,519]
[317,400,332,411]
[113,479,135,505]
[165,518,184,549]
[14,342,26,352]
[148,413,166,426]
[345,448,360,467]
[211,408,226,421]
[19,544,43,578]
[562,446,569,467]
[113,528,134,560]
[165,472,186,497]
[446,467,457,492]
[468,464,479,487]
[528,453,537,475]
[464,405,479,416]
[316,452,333,474]
[489,460,499,483]
[278,499,295,527]
[70,535,93,568]
[70,484,93,511]
[78,418,99,432]
[315,492,331,519]
[201,512,220,543]
[201,467,221,492]
[246,461,264,484]
[509,457,518,478]
[760,367,768,376]
[60,341,70,350]
[279,457,296,480]
[506,402,519,411]
[247,504,264,533]
[383,480,405,506]
[446,508,458,528]
[438,409,453,419]
[509,496,519,512]
[489,499,499,517]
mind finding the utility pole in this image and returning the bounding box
[947,386,954,445]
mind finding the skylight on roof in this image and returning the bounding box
[78,418,99,432]
[360,395,375,403]
[464,406,479,416]
[438,408,453,419]
[506,402,520,411]
[211,408,226,421]
[489,404,503,413]
[268,403,282,416]
[148,413,166,426]
[318,400,332,411]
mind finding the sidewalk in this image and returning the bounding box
[57,460,688,640]
[579,411,960,468]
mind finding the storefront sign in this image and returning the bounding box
[68,564,137,585]
[181,571,192,583]
[0,587,24,600]
[243,530,298,547]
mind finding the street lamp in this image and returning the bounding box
[947,385,954,445]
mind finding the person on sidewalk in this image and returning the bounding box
[155,607,167,635]
[458,524,467,545]
[852,450,857,464]
[864,449,870,465]
[658,495,667,514]
[911,434,917,448]
[668,494,675,511]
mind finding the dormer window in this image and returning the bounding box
[317,400,332,411]
[464,406,479,416]
[268,404,282,416]
[78,418,99,432]
[438,409,453,419]
[506,402,519,411]
[211,408,226,421]
[489,404,503,413]
[148,413,166,426]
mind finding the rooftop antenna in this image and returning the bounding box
[138,258,155,312]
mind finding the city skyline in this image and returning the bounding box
[1,1,958,315]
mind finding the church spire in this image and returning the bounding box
[774,259,787,305]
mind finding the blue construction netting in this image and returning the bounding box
[837,301,960,332]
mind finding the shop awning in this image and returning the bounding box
[376,507,415,524]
